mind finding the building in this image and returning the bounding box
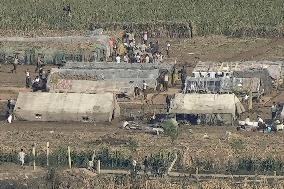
[184,77,262,96]
[169,93,245,125]
[47,68,160,96]
[14,92,119,122]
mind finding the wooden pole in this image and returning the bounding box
[46,142,49,167]
[97,160,101,174]
[32,143,36,170]
[249,90,253,111]
[68,146,71,169]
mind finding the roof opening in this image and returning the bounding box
[35,114,42,119]
[82,116,89,122]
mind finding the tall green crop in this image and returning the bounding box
[0,0,283,36]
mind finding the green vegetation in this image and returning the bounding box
[0,0,283,36]
[163,119,179,142]
[230,138,246,153]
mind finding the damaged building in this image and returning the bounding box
[47,67,159,96]
[0,35,113,65]
[188,61,282,95]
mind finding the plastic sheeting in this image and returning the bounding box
[14,92,119,122]
[169,93,245,118]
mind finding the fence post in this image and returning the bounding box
[46,142,49,167]
[195,167,199,175]
[97,160,101,174]
[32,143,36,170]
[68,146,71,169]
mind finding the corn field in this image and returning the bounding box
[0,0,283,36]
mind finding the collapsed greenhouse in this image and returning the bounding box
[191,61,282,94]
[169,93,245,125]
[63,61,175,72]
[192,61,282,80]
[0,35,113,65]
[47,68,159,95]
[184,77,262,96]
[14,92,119,122]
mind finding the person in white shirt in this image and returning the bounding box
[166,42,171,57]
[145,54,150,64]
[142,80,148,100]
[136,53,141,63]
[123,54,129,63]
[257,115,266,132]
[163,73,169,91]
[11,56,18,73]
[122,121,129,129]
[257,115,264,124]
[115,54,121,63]
[34,76,40,83]
[143,31,148,44]
[25,69,31,88]
[244,116,250,126]
[18,149,26,166]
[132,159,137,172]
[7,114,12,124]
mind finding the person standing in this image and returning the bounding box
[166,95,171,112]
[180,66,187,91]
[18,149,26,166]
[145,54,150,64]
[25,69,31,88]
[115,54,121,63]
[143,31,148,44]
[143,156,149,175]
[163,72,169,91]
[11,55,18,73]
[35,56,42,73]
[142,80,148,100]
[271,102,277,120]
[166,42,171,57]
[136,53,141,63]
[123,53,129,63]
[257,115,266,132]
[132,159,137,173]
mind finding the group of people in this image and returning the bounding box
[131,156,167,176]
[25,57,49,91]
[240,102,283,132]
[113,30,171,64]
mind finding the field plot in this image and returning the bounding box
[0,0,283,36]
